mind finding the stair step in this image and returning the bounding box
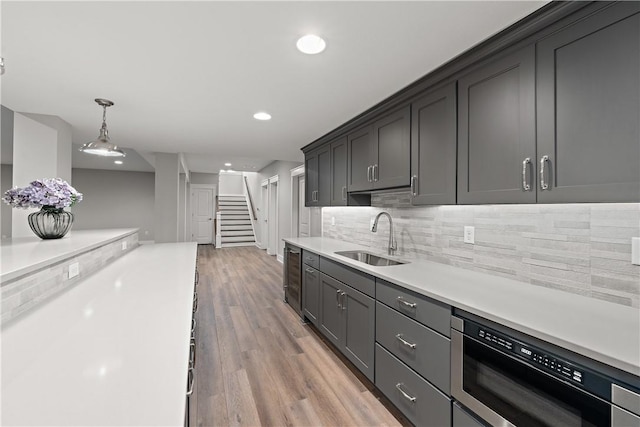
[220,220,251,226]
[220,214,251,220]
[218,196,245,201]
[221,236,256,243]
[219,207,248,213]
[218,200,247,205]
[221,225,253,231]
[221,230,254,237]
[220,242,257,248]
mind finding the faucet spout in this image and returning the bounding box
[371,211,397,256]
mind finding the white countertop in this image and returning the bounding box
[1,228,139,284]
[1,242,198,426]
[285,237,640,378]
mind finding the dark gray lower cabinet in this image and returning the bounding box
[376,344,451,427]
[453,402,486,427]
[302,265,319,326]
[319,272,375,381]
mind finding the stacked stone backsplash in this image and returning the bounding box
[322,192,640,308]
[1,232,139,325]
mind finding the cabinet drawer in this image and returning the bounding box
[376,279,450,337]
[320,257,375,298]
[375,344,451,427]
[302,250,319,269]
[376,302,450,394]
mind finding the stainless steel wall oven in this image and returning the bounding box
[451,313,640,427]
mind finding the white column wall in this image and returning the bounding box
[154,152,180,243]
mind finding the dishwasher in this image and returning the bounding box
[283,243,302,317]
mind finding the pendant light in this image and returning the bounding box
[79,98,125,157]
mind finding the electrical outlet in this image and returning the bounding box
[121,241,127,251]
[331,216,335,226]
[464,226,475,244]
[68,262,80,279]
[632,237,640,266]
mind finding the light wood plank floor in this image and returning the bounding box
[191,245,406,427]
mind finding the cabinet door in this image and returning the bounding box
[304,151,318,207]
[458,45,536,204]
[317,145,331,206]
[537,3,640,203]
[330,137,348,206]
[373,105,411,189]
[342,285,375,381]
[303,265,320,326]
[411,83,457,205]
[319,273,343,347]
[347,126,374,192]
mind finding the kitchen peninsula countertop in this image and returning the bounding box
[0,228,138,284]
[284,237,640,378]
[1,242,198,426]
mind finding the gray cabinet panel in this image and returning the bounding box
[319,273,342,346]
[330,137,348,206]
[343,286,375,381]
[373,105,411,189]
[376,302,450,394]
[458,45,536,204]
[375,344,451,427]
[347,126,374,192]
[317,146,331,206]
[453,402,486,427]
[411,83,457,205]
[376,279,451,337]
[302,250,319,269]
[320,257,375,298]
[537,3,640,203]
[304,151,318,207]
[303,265,320,327]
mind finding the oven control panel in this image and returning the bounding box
[476,327,584,385]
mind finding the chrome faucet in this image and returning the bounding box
[371,211,397,256]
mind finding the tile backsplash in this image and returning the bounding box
[322,193,640,308]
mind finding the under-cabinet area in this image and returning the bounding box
[285,237,640,427]
[302,1,640,207]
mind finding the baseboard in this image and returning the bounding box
[277,254,283,264]
[255,242,263,249]
[139,240,155,245]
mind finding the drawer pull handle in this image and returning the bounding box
[540,155,550,190]
[395,383,416,403]
[305,268,315,274]
[397,296,417,309]
[395,333,417,350]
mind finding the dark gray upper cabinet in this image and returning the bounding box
[347,126,374,192]
[305,145,330,207]
[330,137,348,206]
[536,3,640,203]
[410,83,457,205]
[373,105,411,189]
[457,45,537,204]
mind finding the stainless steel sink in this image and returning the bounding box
[334,250,408,267]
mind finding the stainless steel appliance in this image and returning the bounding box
[451,313,640,427]
[283,244,302,316]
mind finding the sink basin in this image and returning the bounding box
[335,250,408,267]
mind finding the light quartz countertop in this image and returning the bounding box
[1,242,198,426]
[284,237,640,378]
[0,228,139,284]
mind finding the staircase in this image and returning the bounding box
[217,195,256,247]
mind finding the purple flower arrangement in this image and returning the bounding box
[2,178,83,210]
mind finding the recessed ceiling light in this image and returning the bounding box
[253,112,271,121]
[296,34,326,55]
[224,162,232,167]
[114,160,123,165]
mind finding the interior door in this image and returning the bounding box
[192,188,213,244]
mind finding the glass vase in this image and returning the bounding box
[28,206,74,239]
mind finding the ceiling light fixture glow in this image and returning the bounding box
[79,99,125,157]
[253,112,271,121]
[224,162,232,167]
[296,34,326,55]
[114,160,123,165]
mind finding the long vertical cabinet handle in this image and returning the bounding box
[367,166,372,183]
[373,164,379,182]
[341,291,347,310]
[540,155,550,190]
[336,289,342,309]
[522,158,531,191]
[342,186,347,201]
[186,368,195,396]
[410,175,418,196]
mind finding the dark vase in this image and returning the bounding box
[28,206,74,239]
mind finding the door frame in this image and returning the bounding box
[259,179,268,250]
[267,175,279,258]
[290,165,307,238]
[189,184,217,244]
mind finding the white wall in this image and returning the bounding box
[154,153,180,243]
[71,168,155,240]
[178,173,187,242]
[1,164,13,238]
[219,172,243,195]
[254,160,303,260]
[22,113,73,184]
[190,172,218,185]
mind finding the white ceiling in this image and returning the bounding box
[1,1,546,173]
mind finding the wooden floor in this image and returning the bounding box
[190,245,405,427]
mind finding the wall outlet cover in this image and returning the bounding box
[464,226,475,244]
[68,262,80,279]
[122,241,127,251]
[331,216,336,226]
[632,237,640,266]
